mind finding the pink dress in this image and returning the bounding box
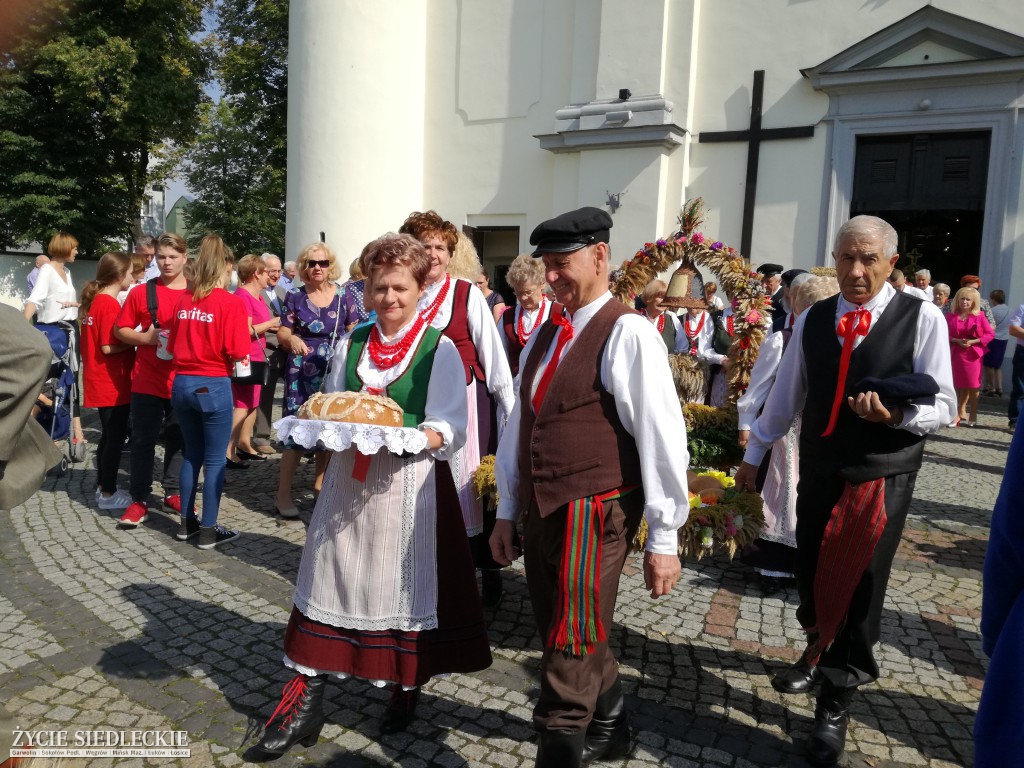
[232,287,271,408]
[947,312,994,389]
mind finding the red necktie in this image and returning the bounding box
[821,308,871,437]
[532,313,574,413]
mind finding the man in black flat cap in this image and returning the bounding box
[491,206,690,768]
[760,263,787,326]
[772,268,810,333]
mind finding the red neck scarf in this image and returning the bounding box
[820,308,871,437]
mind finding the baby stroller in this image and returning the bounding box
[34,320,85,473]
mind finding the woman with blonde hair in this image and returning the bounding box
[947,286,994,427]
[25,232,86,446]
[499,253,561,376]
[275,242,346,517]
[167,234,250,549]
[80,252,135,510]
[227,255,281,466]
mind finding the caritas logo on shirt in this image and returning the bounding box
[177,308,215,323]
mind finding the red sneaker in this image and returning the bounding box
[119,502,148,528]
[163,495,181,513]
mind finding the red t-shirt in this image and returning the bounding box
[81,294,135,408]
[168,288,251,377]
[115,280,187,399]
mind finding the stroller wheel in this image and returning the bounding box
[70,439,87,463]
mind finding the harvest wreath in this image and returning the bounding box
[470,200,771,560]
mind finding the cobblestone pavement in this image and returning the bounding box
[0,395,1008,767]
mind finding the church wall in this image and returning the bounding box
[288,0,1024,305]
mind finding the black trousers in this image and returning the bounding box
[794,470,917,689]
[255,347,286,440]
[96,404,130,493]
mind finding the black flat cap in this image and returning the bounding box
[758,263,784,277]
[853,374,940,407]
[530,206,613,256]
[781,268,808,286]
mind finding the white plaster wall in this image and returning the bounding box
[286,0,427,262]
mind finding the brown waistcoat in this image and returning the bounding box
[517,299,643,517]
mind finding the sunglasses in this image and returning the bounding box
[306,260,330,269]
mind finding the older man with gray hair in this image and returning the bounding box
[735,215,955,766]
[914,269,934,301]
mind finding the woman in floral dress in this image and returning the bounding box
[274,242,346,517]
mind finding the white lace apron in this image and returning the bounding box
[293,447,439,632]
[760,415,800,549]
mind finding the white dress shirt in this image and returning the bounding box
[646,311,688,354]
[899,284,929,301]
[323,320,467,461]
[495,292,690,555]
[742,282,956,467]
[418,276,515,421]
[737,330,785,431]
[144,258,160,282]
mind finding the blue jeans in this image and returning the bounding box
[1010,346,1024,424]
[172,375,232,528]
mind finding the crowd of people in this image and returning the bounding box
[18,207,1017,767]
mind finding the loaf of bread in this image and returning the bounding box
[297,391,404,426]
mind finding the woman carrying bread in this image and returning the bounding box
[255,234,491,758]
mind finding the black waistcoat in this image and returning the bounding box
[800,291,926,483]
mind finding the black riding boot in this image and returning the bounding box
[804,683,853,767]
[581,679,632,764]
[256,674,327,757]
[536,729,585,768]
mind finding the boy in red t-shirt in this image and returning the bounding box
[113,233,189,528]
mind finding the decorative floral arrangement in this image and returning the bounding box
[632,470,764,560]
[682,403,744,470]
[612,198,772,405]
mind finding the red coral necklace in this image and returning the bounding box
[420,274,452,327]
[685,312,705,356]
[368,314,427,369]
[516,300,546,346]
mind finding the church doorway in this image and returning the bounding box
[850,131,990,289]
[462,225,520,305]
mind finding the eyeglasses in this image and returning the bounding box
[306,260,330,269]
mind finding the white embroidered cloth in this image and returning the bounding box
[274,416,428,455]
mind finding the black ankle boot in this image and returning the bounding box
[771,654,820,694]
[804,685,853,767]
[536,729,585,768]
[582,679,632,764]
[256,674,326,756]
[481,569,504,608]
[381,687,419,733]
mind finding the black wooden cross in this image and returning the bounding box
[699,70,815,261]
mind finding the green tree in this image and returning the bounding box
[0,0,212,254]
[182,0,287,254]
[183,99,284,254]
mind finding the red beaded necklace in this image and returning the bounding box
[420,274,452,327]
[516,299,546,346]
[653,313,666,334]
[727,314,734,336]
[684,312,705,356]
[367,314,427,369]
